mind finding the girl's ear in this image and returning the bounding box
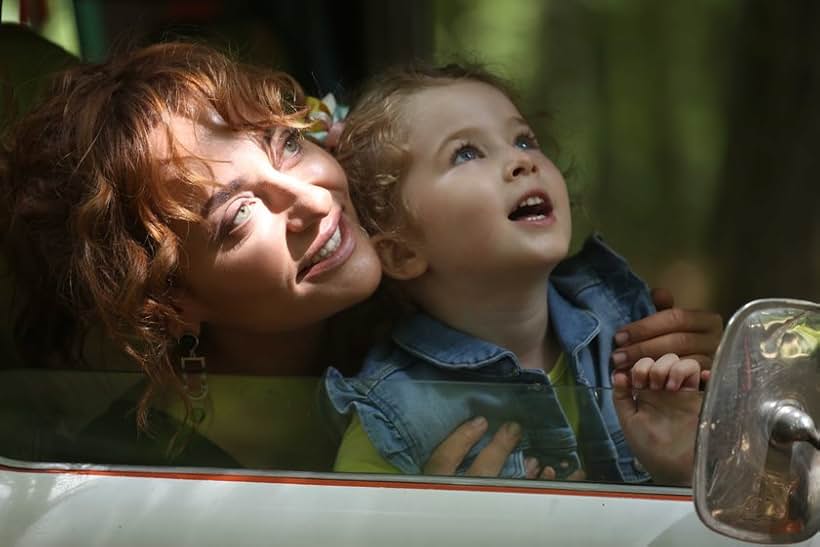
[371,234,428,281]
[168,288,207,339]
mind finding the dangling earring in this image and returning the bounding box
[178,333,209,424]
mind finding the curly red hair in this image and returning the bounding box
[0,42,308,429]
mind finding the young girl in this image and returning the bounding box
[324,64,704,484]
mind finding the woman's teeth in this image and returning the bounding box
[310,226,342,265]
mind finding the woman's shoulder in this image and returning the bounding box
[65,392,239,468]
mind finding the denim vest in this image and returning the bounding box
[325,235,654,482]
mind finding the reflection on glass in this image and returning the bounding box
[0,368,701,488]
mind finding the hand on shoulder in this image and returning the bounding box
[611,287,722,375]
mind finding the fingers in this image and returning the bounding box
[667,357,701,391]
[464,422,522,477]
[612,369,637,421]
[423,416,489,475]
[630,354,701,392]
[631,356,667,390]
[525,457,540,479]
[651,287,675,311]
[565,468,586,481]
[615,307,722,346]
[612,368,632,392]
[686,354,713,371]
[612,327,722,369]
[536,464,587,481]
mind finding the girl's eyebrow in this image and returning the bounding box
[434,127,477,154]
[201,179,246,216]
[434,116,531,154]
[508,116,530,129]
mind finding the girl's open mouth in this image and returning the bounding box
[508,193,554,222]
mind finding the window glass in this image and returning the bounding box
[1,0,816,490]
[0,368,701,487]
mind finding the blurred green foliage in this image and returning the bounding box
[3,0,817,318]
[435,0,818,314]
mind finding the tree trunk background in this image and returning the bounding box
[711,0,820,315]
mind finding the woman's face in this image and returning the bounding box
[155,114,381,334]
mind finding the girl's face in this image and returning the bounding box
[155,114,381,334]
[397,81,572,283]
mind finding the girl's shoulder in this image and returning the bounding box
[551,234,654,324]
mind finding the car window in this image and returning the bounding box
[0,0,816,495]
[0,367,701,487]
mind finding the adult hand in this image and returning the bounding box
[424,417,584,480]
[611,288,723,376]
[612,355,702,486]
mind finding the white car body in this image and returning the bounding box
[2,456,812,546]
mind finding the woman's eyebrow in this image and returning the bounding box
[201,179,245,216]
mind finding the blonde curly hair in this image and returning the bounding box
[336,63,519,240]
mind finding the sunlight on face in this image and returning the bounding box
[152,114,381,334]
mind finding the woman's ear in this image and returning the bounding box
[371,234,428,281]
[168,288,207,339]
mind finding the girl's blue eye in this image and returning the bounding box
[452,144,482,165]
[515,133,539,150]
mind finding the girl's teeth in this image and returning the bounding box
[518,196,545,208]
[311,226,342,265]
[523,214,546,221]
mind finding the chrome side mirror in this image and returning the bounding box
[694,298,820,544]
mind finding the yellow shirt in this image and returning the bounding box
[334,353,580,474]
[163,376,336,471]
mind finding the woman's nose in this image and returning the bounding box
[286,183,333,232]
[503,151,538,182]
[263,173,333,232]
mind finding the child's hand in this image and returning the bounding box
[628,353,701,392]
[612,353,703,486]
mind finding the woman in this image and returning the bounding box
[0,42,721,476]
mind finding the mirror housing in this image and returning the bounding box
[694,298,820,544]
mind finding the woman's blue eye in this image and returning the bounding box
[515,134,539,150]
[452,144,482,165]
[231,202,253,227]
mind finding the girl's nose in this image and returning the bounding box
[504,151,538,182]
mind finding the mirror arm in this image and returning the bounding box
[766,400,820,450]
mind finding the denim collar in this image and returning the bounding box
[547,283,600,362]
[391,284,600,373]
[390,235,623,374]
[391,312,517,370]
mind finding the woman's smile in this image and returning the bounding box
[298,211,358,282]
